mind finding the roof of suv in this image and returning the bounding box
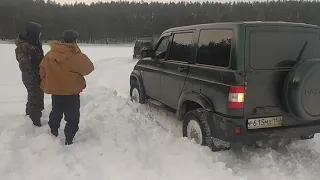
[163,21,319,33]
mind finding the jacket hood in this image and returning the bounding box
[49,41,81,63]
[15,34,29,47]
[15,34,43,50]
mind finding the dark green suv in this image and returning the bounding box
[129,21,320,151]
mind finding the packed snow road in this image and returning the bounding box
[1,42,320,180]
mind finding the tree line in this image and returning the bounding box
[0,0,320,43]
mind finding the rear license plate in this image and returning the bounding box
[247,116,282,129]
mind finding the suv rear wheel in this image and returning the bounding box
[183,108,213,147]
[183,108,231,151]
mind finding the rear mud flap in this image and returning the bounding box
[211,137,231,151]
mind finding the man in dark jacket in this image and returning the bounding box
[15,22,44,127]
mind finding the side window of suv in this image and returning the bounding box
[196,29,233,67]
[155,36,170,59]
[168,32,193,63]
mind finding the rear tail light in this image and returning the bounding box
[235,126,241,134]
[228,86,245,109]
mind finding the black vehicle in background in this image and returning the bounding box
[133,37,156,58]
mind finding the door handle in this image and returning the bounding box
[178,66,187,72]
[156,63,161,67]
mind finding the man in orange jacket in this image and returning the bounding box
[40,30,94,145]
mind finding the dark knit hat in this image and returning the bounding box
[26,22,42,40]
[62,30,79,43]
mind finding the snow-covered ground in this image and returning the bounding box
[1,42,320,180]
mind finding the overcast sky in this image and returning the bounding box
[53,0,264,4]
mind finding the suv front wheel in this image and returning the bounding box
[130,80,146,104]
[183,108,213,147]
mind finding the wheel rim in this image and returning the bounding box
[131,88,140,102]
[187,120,203,145]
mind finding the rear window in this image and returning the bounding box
[250,30,320,69]
[135,40,152,47]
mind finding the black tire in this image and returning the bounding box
[182,108,213,147]
[130,80,146,104]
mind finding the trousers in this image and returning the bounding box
[26,86,44,119]
[48,94,80,142]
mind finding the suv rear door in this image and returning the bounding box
[244,25,320,130]
[159,30,195,109]
[187,28,236,115]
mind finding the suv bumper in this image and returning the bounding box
[216,115,320,145]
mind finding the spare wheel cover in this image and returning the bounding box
[284,58,320,120]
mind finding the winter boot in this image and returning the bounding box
[32,119,42,127]
[51,130,58,137]
[30,116,42,127]
[29,111,42,127]
[65,139,73,145]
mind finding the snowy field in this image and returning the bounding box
[1,42,320,180]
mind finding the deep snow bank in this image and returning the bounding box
[1,86,320,180]
[0,87,246,180]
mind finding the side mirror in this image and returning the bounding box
[140,49,154,58]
